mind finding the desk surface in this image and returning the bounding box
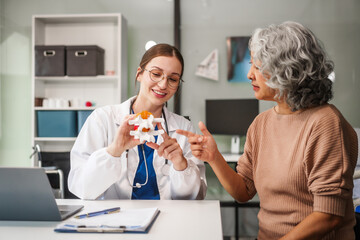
[0,199,223,240]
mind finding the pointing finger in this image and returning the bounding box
[198,121,212,136]
[176,129,196,138]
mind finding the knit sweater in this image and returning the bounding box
[236,104,358,239]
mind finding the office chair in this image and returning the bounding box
[30,145,65,199]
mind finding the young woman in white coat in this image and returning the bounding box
[68,43,207,200]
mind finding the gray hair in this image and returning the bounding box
[249,21,334,111]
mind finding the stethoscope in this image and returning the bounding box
[126,100,170,188]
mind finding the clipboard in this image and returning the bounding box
[54,207,160,233]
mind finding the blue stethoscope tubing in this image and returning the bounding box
[127,100,170,188]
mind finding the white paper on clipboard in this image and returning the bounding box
[55,207,160,233]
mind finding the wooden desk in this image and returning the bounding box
[0,199,223,240]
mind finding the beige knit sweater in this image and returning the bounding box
[236,104,358,239]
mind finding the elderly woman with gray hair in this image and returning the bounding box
[178,21,358,239]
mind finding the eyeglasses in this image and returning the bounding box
[143,68,184,89]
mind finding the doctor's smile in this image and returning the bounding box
[152,89,167,98]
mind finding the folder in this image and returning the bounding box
[54,207,160,233]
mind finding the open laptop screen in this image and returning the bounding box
[0,167,83,221]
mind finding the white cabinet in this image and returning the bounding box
[31,14,128,165]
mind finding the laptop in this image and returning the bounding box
[0,167,83,221]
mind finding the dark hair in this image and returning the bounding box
[136,43,184,79]
[249,21,334,111]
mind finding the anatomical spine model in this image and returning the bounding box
[129,111,164,143]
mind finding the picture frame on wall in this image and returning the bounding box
[226,36,251,83]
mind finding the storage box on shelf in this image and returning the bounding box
[35,45,105,77]
[77,110,93,134]
[35,45,66,76]
[67,45,104,76]
[36,109,94,137]
[37,110,77,137]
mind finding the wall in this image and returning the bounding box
[0,0,2,141]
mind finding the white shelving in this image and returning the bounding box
[34,107,97,111]
[31,14,128,162]
[35,75,119,82]
[34,137,77,142]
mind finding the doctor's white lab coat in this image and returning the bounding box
[68,97,207,200]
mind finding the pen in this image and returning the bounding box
[74,207,120,219]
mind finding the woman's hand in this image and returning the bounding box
[176,121,219,164]
[146,123,188,171]
[107,115,141,157]
[178,121,250,202]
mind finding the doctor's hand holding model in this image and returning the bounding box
[178,22,357,239]
[68,43,207,200]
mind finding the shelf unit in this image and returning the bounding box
[31,14,128,165]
